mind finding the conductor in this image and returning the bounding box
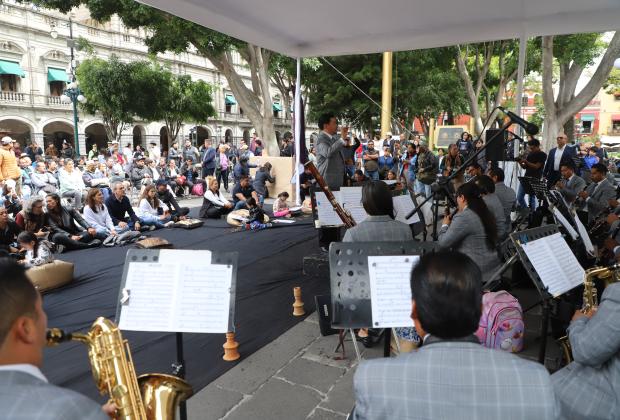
[315,112,349,251]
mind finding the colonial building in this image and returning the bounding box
[0,1,305,156]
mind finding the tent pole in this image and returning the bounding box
[512,34,528,192]
[294,57,302,205]
[380,52,393,138]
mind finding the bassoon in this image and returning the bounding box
[304,161,356,228]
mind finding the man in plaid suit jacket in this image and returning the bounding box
[0,259,108,420]
[552,282,620,419]
[353,251,559,420]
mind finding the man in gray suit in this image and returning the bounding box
[577,163,616,224]
[0,259,109,420]
[552,282,620,419]
[488,167,516,235]
[315,113,348,250]
[353,251,558,420]
[556,162,586,205]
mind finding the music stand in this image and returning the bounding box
[116,249,238,420]
[329,241,438,360]
[509,225,564,364]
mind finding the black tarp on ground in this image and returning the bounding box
[41,214,327,401]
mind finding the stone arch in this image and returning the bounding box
[0,117,35,148]
[224,128,233,144]
[242,129,250,143]
[196,125,211,144]
[42,120,73,151]
[133,125,146,149]
[159,126,170,154]
[84,122,107,152]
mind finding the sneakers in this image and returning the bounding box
[164,221,175,228]
[149,225,157,231]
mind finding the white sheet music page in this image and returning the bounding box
[393,195,420,224]
[315,191,344,226]
[340,187,368,224]
[368,255,418,328]
[118,259,233,333]
[521,232,584,297]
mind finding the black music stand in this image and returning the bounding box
[329,241,438,360]
[510,225,566,365]
[116,249,238,420]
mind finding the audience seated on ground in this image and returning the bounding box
[30,161,58,196]
[243,197,271,231]
[15,197,47,239]
[104,182,143,232]
[58,160,86,209]
[0,206,21,256]
[16,231,53,267]
[155,180,190,219]
[136,185,174,229]
[45,193,101,251]
[551,281,620,419]
[83,188,130,240]
[273,191,290,217]
[200,177,233,219]
[232,175,259,210]
[352,250,559,420]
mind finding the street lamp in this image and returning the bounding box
[51,16,86,156]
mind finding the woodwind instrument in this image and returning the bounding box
[304,161,356,228]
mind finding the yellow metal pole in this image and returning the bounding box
[380,52,393,138]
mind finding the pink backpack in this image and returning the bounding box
[192,183,204,196]
[475,291,524,353]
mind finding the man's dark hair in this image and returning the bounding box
[592,162,608,174]
[318,113,336,130]
[487,166,505,182]
[411,251,482,339]
[246,197,257,207]
[361,181,394,218]
[354,169,364,177]
[467,162,482,171]
[527,139,540,148]
[474,175,496,194]
[0,258,39,346]
[560,162,575,172]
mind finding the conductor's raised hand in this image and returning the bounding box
[340,126,349,139]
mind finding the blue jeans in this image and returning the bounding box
[94,224,130,240]
[345,165,356,179]
[366,170,379,181]
[517,183,536,209]
[140,213,171,229]
[415,180,432,198]
[234,200,248,210]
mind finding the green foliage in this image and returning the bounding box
[528,103,545,129]
[604,68,620,95]
[552,33,606,67]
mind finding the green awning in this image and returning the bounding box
[225,94,236,105]
[0,60,25,77]
[47,67,68,83]
[273,103,282,112]
[580,113,595,121]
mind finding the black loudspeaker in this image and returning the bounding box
[485,129,507,162]
[314,295,338,336]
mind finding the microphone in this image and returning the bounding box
[498,106,539,135]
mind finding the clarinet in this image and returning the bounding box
[305,161,356,228]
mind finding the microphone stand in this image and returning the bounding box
[406,119,516,240]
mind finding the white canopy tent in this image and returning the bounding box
[139,0,620,202]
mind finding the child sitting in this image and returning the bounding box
[245,197,272,230]
[273,191,291,217]
[17,231,54,268]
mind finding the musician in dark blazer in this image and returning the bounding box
[552,282,620,420]
[438,182,501,285]
[577,163,616,224]
[556,162,586,205]
[0,259,109,420]
[353,251,558,420]
[543,133,577,186]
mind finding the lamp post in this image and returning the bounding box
[52,17,87,156]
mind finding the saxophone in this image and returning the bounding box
[558,264,620,364]
[47,317,193,420]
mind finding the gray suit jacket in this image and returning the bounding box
[354,339,559,420]
[438,207,500,283]
[343,215,413,242]
[552,283,620,420]
[483,193,506,240]
[0,370,107,420]
[559,174,586,204]
[583,178,616,224]
[315,131,345,190]
[494,182,516,234]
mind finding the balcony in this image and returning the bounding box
[46,95,71,107]
[0,91,27,103]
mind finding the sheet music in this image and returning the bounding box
[573,215,595,256]
[341,187,368,224]
[393,195,421,224]
[368,255,418,328]
[521,232,584,297]
[551,208,578,240]
[315,191,345,226]
[158,249,212,265]
[118,259,233,333]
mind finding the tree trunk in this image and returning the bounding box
[563,117,575,144]
[455,48,484,135]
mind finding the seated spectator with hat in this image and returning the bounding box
[352,250,558,420]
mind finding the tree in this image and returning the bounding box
[603,68,620,95]
[541,32,620,149]
[269,55,321,120]
[135,63,216,146]
[30,0,282,155]
[76,56,146,142]
[455,39,540,135]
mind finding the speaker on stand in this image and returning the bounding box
[485,129,508,163]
